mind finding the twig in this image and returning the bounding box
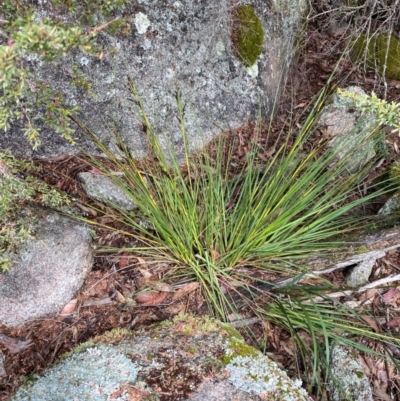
[229,316,261,328]
[357,274,400,292]
[306,274,400,304]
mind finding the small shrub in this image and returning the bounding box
[0,150,71,271]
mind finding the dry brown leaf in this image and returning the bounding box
[138,268,153,279]
[281,342,294,357]
[151,282,174,292]
[116,290,136,307]
[164,303,187,315]
[372,389,392,401]
[257,152,269,161]
[360,315,380,332]
[136,257,147,265]
[136,291,167,304]
[382,287,400,306]
[210,249,221,263]
[0,334,33,354]
[358,288,377,304]
[118,253,130,269]
[172,282,200,301]
[59,299,77,316]
[116,290,127,304]
[74,202,97,217]
[359,355,371,376]
[386,316,400,328]
[137,292,168,306]
[82,297,113,307]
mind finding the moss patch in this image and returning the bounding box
[231,5,264,68]
[351,32,400,79]
[222,337,260,364]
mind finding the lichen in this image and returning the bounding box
[231,5,264,68]
[225,355,310,400]
[328,344,373,401]
[11,345,138,401]
[351,32,400,79]
[134,11,151,35]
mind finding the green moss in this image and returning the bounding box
[99,327,132,343]
[60,341,96,360]
[356,370,364,379]
[170,314,222,336]
[219,322,242,340]
[186,345,199,355]
[231,5,264,68]
[351,33,400,79]
[355,245,369,254]
[222,337,260,364]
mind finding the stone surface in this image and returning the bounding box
[78,172,137,210]
[0,0,307,159]
[345,257,378,288]
[0,210,93,328]
[11,345,138,401]
[10,315,312,401]
[327,344,373,401]
[317,86,376,172]
[379,192,400,215]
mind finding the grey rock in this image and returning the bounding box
[379,192,400,214]
[78,172,137,210]
[318,86,377,172]
[10,315,312,401]
[345,256,378,288]
[328,344,373,401]
[11,345,138,401]
[0,210,93,328]
[0,0,307,159]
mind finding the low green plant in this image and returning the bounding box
[0,16,95,149]
[0,150,71,271]
[53,0,127,25]
[74,80,399,391]
[337,88,400,133]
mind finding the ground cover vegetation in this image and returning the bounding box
[73,77,400,395]
[1,0,400,399]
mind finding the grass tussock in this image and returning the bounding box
[73,77,399,389]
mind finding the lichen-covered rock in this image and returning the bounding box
[0,0,307,159]
[78,171,138,210]
[379,192,400,215]
[327,343,373,401]
[0,210,93,328]
[9,315,312,401]
[346,257,376,288]
[11,345,138,401]
[317,86,377,172]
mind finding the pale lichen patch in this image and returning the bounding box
[134,12,151,35]
[225,355,310,400]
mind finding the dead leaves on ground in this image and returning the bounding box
[0,334,33,354]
